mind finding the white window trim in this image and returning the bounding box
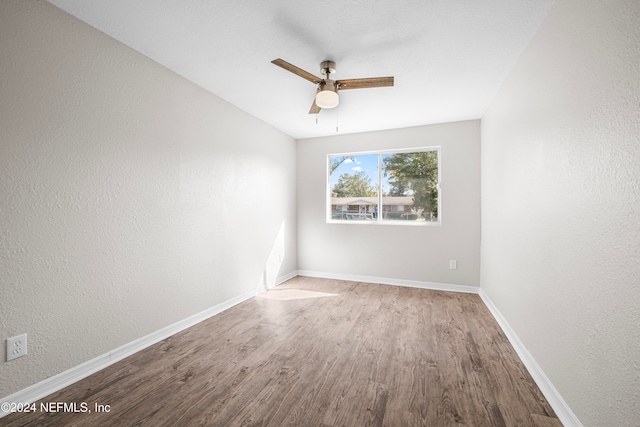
[326,147,442,226]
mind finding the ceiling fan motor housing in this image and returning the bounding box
[320,60,336,76]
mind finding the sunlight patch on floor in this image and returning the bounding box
[257,289,339,301]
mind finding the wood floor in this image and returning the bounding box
[2,277,562,426]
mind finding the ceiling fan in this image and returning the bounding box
[271,58,394,114]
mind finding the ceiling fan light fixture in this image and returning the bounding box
[315,89,339,109]
[315,79,339,109]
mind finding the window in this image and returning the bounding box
[328,148,440,224]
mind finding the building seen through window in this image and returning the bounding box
[328,149,440,223]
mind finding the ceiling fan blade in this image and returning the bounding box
[271,58,322,84]
[336,76,394,90]
[309,98,321,114]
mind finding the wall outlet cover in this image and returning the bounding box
[7,333,27,361]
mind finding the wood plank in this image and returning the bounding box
[531,413,565,427]
[2,277,561,426]
[271,58,322,84]
[337,76,394,89]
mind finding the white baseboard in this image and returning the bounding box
[296,270,480,294]
[2,271,580,427]
[0,272,295,419]
[271,270,298,287]
[479,289,583,427]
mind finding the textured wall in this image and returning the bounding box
[297,121,481,286]
[0,0,296,398]
[481,0,640,424]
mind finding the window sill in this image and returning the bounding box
[326,219,441,226]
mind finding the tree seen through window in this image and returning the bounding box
[328,149,440,222]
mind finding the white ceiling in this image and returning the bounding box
[48,0,555,139]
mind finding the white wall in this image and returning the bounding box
[0,0,296,398]
[297,121,480,287]
[481,0,640,425]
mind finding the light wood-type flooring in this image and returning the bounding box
[2,277,562,426]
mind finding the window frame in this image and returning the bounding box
[326,146,442,226]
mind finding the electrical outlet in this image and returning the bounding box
[449,260,457,270]
[6,333,27,361]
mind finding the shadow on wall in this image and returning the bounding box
[256,221,286,292]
